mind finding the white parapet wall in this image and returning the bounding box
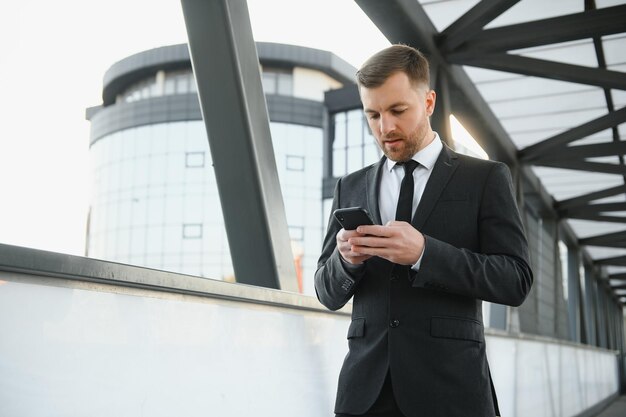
[0,245,620,417]
[487,332,618,416]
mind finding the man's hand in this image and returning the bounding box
[337,229,373,265]
[348,221,425,265]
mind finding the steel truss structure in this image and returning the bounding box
[353,0,626,305]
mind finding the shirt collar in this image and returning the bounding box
[385,132,443,172]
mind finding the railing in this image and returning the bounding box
[0,244,619,417]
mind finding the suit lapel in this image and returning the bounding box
[366,157,386,225]
[412,144,459,230]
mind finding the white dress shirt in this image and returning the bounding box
[378,133,443,270]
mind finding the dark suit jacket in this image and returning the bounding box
[315,144,533,417]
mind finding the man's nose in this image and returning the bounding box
[379,114,396,136]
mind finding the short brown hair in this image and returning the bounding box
[356,44,430,89]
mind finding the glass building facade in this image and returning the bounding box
[87,43,355,294]
[331,110,382,178]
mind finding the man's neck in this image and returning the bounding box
[416,130,436,154]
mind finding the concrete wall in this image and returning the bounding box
[0,246,619,417]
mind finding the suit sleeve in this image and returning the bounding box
[314,178,366,311]
[412,162,533,306]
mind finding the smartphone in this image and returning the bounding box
[333,207,374,230]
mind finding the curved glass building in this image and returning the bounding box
[86,43,360,294]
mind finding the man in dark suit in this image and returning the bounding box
[315,45,533,417]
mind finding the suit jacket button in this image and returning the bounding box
[390,319,400,328]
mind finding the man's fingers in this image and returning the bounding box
[339,243,371,264]
[352,244,392,258]
[338,228,370,241]
[385,220,408,227]
[356,224,392,236]
[349,236,390,248]
[356,221,412,235]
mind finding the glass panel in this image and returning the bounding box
[185,151,205,168]
[286,155,305,171]
[262,72,276,94]
[183,224,203,239]
[277,73,293,96]
[346,110,363,147]
[176,75,189,94]
[189,75,197,92]
[164,78,176,95]
[558,241,569,301]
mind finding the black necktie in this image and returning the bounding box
[395,159,419,223]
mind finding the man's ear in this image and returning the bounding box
[425,90,436,117]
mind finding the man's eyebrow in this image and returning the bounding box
[363,102,409,113]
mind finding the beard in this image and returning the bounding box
[379,124,431,162]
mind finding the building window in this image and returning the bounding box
[116,70,197,104]
[118,76,158,103]
[286,155,305,171]
[289,226,304,242]
[186,152,205,168]
[164,77,176,95]
[331,109,381,177]
[183,224,203,239]
[262,67,293,96]
[161,70,194,96]
[176,75,189,94]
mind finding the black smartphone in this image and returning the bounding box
[333,207,374,230]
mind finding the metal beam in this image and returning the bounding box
[450,54,626,91]
[536,160,626,175]
[180,0,297,291]
[438,0,520,52]
[567,213,626,223]
[532,141,626,163]
[579,230,626,248]
[592,241,626,249]
[355,0,439,52]
[447,5,626,54]
[355,0,626,304]
[596,255,626,266]
[557,185,626,211]
[565,202,626,215]
[586,0,626,188]
[609,273,626,281]
[520,106,626,161]
[355,0,519,166]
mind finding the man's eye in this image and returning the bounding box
[391,109,406,115]
[368,114,380,120]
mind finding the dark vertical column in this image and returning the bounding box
[607,290,617,349]
[606,288,616,349]
[180,0,297,291]
[617,304,626,393]
[597,284,609,348]
[323,110,334,179]
[567,247,582,342]
[584,268,598,346]
[430,67,453,147]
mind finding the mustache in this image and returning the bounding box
[383,133,405,141]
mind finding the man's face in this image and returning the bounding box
[360,71,436,162]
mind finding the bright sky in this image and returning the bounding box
[0,0,389,256]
